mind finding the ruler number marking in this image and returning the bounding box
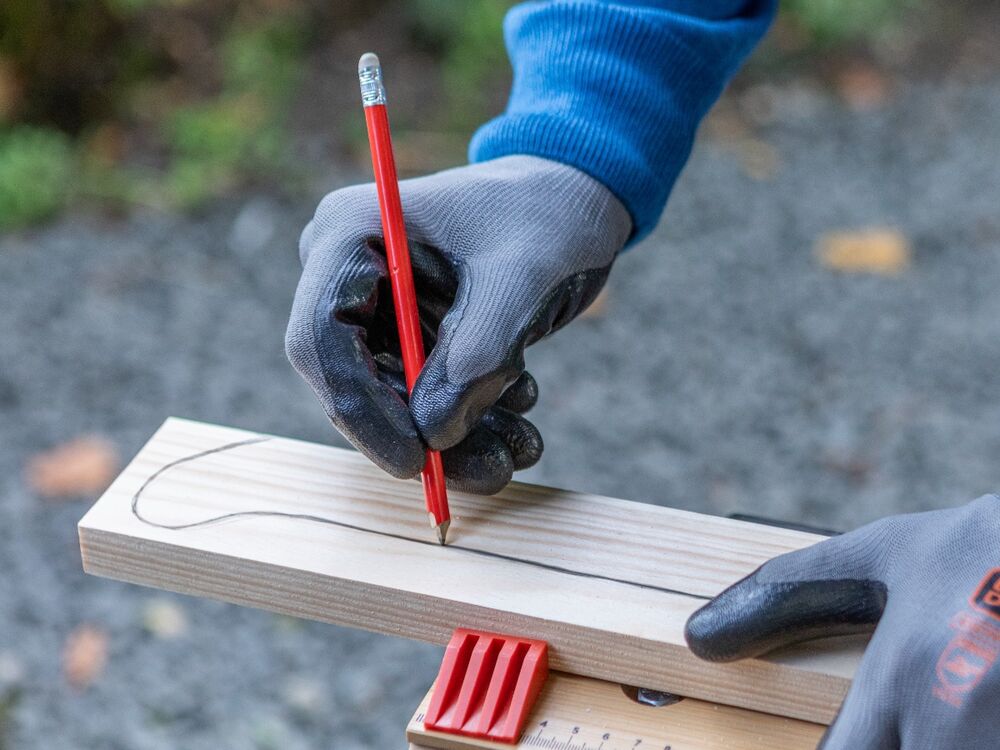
[470,717,674,750]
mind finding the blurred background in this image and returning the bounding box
[1,0,998,747]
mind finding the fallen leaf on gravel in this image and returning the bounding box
[703,103,782,180]
[704,102,751,142]
[25,435,119,499]
[817,228,911,274]
[63,625,108,689]
[143,599,188,639]
[834,64,890,111]
[734,137,781,181]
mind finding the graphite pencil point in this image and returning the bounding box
[435,520,450,546]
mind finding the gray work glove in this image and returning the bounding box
[286,156,632,493]
[685,494,1000,749]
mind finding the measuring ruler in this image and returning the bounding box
[407,672,824,750]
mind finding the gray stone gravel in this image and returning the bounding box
[1,78,998,748]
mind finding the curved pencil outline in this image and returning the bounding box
[131,438,711,601]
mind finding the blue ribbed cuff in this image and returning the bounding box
[470,0,776,244]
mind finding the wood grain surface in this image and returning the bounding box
[79,418,863,723]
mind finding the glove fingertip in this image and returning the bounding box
[377,453,425,481]
[482,408,543,471]
[325,383,426,480]
[496,372,539,414]
[510,422,543,471]
[411,365,509,451]
[684,593,755,663]
[685,576,887,663]
[364,428,425,480]
[441,429,514,495]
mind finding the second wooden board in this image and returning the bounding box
[79,418,864,723]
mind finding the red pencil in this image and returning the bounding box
[358,52,451,545]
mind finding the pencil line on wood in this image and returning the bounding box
[130,437,712,602]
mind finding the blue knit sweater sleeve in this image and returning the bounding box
[469,0,776,243]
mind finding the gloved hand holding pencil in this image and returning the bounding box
[286,156,631,494]
[286,1,773,492]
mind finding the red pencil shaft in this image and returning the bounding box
[363,103,450,526]
[364,104,424,388]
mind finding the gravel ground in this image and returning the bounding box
[1,78,998,748]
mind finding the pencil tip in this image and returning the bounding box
[435,520,450,546]
[358,52,380,72]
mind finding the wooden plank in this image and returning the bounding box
[78,418,862,723]
[406,672,826,749]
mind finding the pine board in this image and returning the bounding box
[78,418,863,723]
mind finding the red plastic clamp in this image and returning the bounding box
[423,628,549,744]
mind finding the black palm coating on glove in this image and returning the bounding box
[375,364,542,495]
[685,495,1000,749]
[286,156,632,493]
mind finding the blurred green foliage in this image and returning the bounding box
[0,0,310,224]
[781,0,914,45]
[0,0,919,229]
[409,0,514,131]
[162,16,305,208]
[0,127,72,229]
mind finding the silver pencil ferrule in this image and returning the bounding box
[358,65,386,107]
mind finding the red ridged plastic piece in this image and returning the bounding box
[424,629,549,744]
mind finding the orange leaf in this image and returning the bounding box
[25,435,119,499]
[734,137,781,181]
[817,228,911,275]
[63,625,108,689]
[835,64,890,111]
